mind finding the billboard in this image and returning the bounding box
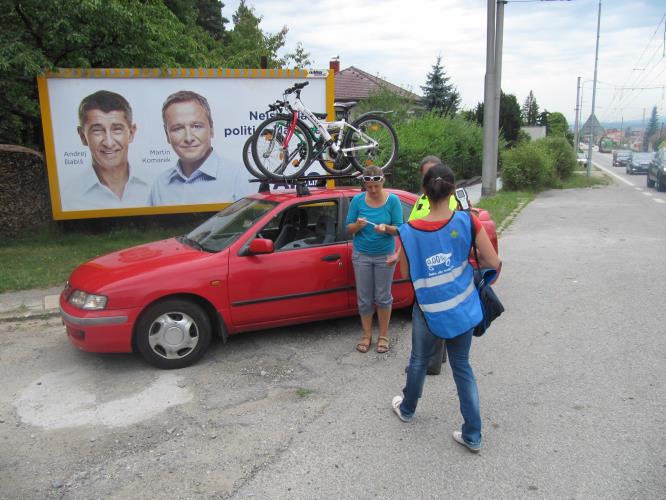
[37,68,333,220]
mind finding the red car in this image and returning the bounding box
[60,186,498,369]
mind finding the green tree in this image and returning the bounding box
[547,112,569,137]
[521,90,539,125]
[499,92,522,146]
[284,42,313,68]
[0,0,307,149]
[461,92,522,147]
[420,55,460,117]
[221,0,289,67]
[644,105,659,152]
[0,0,214,148]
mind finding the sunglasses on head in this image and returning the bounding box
[362,175,384,182]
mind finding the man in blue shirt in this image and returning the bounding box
[65,90,149,211]
[149,90,235,206]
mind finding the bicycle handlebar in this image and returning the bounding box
[284,81,309,95]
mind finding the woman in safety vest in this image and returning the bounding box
[392,163,500,453]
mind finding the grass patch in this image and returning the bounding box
[0,226,191,293]
[475,190,536,228]
[295,388,314,398]
[558,171,611,189]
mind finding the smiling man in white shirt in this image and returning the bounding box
[64,90,149,211]
[149,90,234,206]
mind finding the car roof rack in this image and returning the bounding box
[249,172,391,197]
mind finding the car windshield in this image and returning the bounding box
[632,153,653,162]
[617,150,632,157]
[184,198,278,252]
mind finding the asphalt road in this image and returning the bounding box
[1,163,664,498]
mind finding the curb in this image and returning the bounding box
[0,310,61,322]
[496,199,529,236]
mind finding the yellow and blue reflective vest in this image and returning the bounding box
[398,211,482,339]
[408,194,458,221]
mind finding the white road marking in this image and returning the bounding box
[642,191,653,197]
[654,198,665,204]
[592,162,635,187]
[14,369,192,429]
[634,187,642,191]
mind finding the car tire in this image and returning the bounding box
[135,299,212,369]
[657,175,665,192]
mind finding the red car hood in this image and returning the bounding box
[69,238,209,292]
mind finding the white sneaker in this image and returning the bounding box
[452,431,481,452]
[391,395,411,422]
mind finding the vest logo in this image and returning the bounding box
[425,252,452,271]
[450,229,459,238]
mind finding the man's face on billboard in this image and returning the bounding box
[164,100,213,165]
[78,110,136,172]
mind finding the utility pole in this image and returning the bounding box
[574,76,581,152]
[586,0,601,178]
[481,0,497,197]
[482,0,507,197]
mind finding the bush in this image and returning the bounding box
[500,142,554,190]
[538,136,576,181]
[390,113,483,193]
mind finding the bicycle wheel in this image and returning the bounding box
[251,114,313,180]
[242,134,267,180]
[316,133,357,175]
[343,115,398,173]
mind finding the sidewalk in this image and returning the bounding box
[0,286,63,321]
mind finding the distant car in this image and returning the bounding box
[647,149,666,191]
[613,149,632,167]
[60,186,499,369]
[626,152,654,175]
[576,152,587,165]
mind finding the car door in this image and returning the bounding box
[228,197,351,326]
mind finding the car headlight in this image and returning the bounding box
[68,290,108,310]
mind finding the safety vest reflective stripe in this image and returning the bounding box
[419,280,477,313]
[413,259,469,290]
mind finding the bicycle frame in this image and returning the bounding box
[285,92,379,157]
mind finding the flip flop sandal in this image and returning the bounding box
[376,336,390,353]
[356,335,372,353]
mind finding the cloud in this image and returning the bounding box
[226,0,666,123]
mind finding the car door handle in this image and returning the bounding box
[322,254,341,262]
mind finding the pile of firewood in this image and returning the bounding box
[0,145,52,237]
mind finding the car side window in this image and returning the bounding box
[259,200,340,251]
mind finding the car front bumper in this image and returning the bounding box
[628,165,648,174]
[60,298,136,353]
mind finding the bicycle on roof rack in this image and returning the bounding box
[249,81,399,181]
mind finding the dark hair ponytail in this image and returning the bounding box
[422,163,455,203]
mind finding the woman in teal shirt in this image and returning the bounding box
[346,166,403,353]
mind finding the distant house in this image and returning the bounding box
[329,58,421,103]
[522,125,546,140]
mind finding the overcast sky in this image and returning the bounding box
[225,0,665,126]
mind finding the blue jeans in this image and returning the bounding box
[400,304,482,446]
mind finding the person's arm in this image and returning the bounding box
[375,194,403,235]
[397,244,409,279]
[346,197,367,235]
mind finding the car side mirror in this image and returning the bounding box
[247,238,274,255]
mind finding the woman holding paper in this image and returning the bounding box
[345,166,403,353]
